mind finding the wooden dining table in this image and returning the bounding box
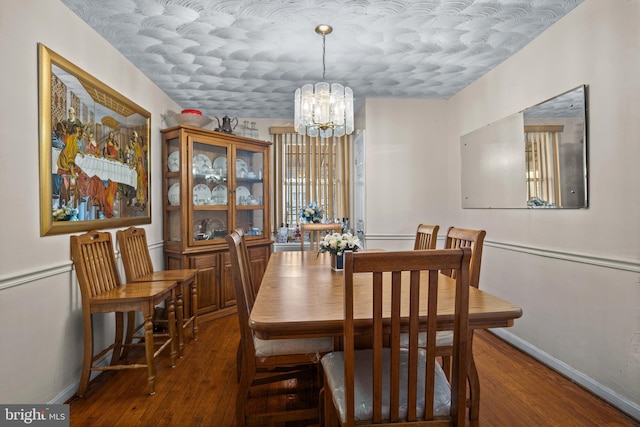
[249,250,523,419]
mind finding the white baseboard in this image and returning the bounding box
[491,328,640,422]
[48,351,113,404]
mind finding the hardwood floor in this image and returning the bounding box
[67,314,639,427]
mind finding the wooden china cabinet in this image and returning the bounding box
[161,125,271,320]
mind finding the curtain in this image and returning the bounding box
[270,126,351,232]
[525,125,563,206]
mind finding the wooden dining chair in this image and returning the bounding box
[301,222,342,251]
[439,226,486,419]
[321,248,472,427]
[117,226,198,357]
[70,230,179,396]
[413,223,440,250]
[441,227,486,289]
[226,228,334,426]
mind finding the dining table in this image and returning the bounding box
[249,250,523,419]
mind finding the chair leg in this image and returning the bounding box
[110,312,125,366]
[236,369,250,427]
[76,311,93,397]
[468,332,480,420]
[173,287,185,358]
[121,311,137,360]
[143,306,157,395]
[323,381,339,427]
[236,341,243,383]
[166,294,178,367]
[190,280,198,340]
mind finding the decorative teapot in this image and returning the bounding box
[215,115,238,134]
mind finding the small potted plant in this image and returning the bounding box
[318,232,362,271]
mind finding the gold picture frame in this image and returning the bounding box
[38,44,151,236]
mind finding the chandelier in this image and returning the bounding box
[294,24,354,138]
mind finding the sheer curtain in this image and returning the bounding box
[270,126,351,233]
[525,125,563,206]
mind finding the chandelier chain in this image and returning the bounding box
[322,34,326,81]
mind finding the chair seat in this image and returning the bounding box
[133,270,198,282]
[254,336,334,359]
[399,331,453,349]
[321,348,451,424]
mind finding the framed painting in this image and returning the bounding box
[38,44,151,236]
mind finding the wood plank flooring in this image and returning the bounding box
[67,314,639,427]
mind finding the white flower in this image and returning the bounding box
[300,201,324,223]
[319,232,362,255]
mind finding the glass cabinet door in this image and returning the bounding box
[164,135,182,244]
[234,147,264,237]
[190,137,229,244]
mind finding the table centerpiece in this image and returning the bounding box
[318,232,362,271]
[300,201,324,224]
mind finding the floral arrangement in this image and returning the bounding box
[318,232,362,256]
[300,201,324,223]
[53,205,79,221]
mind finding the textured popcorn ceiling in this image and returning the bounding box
[60,0,583,119]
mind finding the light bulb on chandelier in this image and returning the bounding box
[294,24,354,138]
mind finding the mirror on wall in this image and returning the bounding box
[461,85,588,209]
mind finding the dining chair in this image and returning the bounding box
[441,227,486,289]
[439,226,486,419]
[301,222,342,252]
[226,228,334,426]
[117,226,198,357]
[413,223,440,250]
[403,226,486,419]
[70,230,179,396]
[321,248,472,427]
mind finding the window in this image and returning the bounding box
[270,126,351,231]
[525,125,563,206]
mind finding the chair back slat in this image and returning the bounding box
[413,224,439,250]
[344,248,471,426]
[442,227,486,288]
[301,223,342,252]
[117,227,154,282]
[71,231,121,299]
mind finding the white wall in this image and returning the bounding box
[361,98,450,251]
[448,3,640,415]
[0,0,181,403]
[361,0,639,418]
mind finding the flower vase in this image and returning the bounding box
[331,253,344,271]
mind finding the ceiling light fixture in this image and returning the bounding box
[294,24,354,138]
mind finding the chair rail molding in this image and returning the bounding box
[0,240,166,291]
[485,240,640,273]
[364,234,639,273]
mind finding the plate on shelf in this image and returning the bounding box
[212,155,227,173]
[236,185,250,204]
[211,184,228,205]
[193,184,211,203]
[193,153,212,174]
[168,183,180,206]
[236,159,248,177]
[167,151,179,172]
